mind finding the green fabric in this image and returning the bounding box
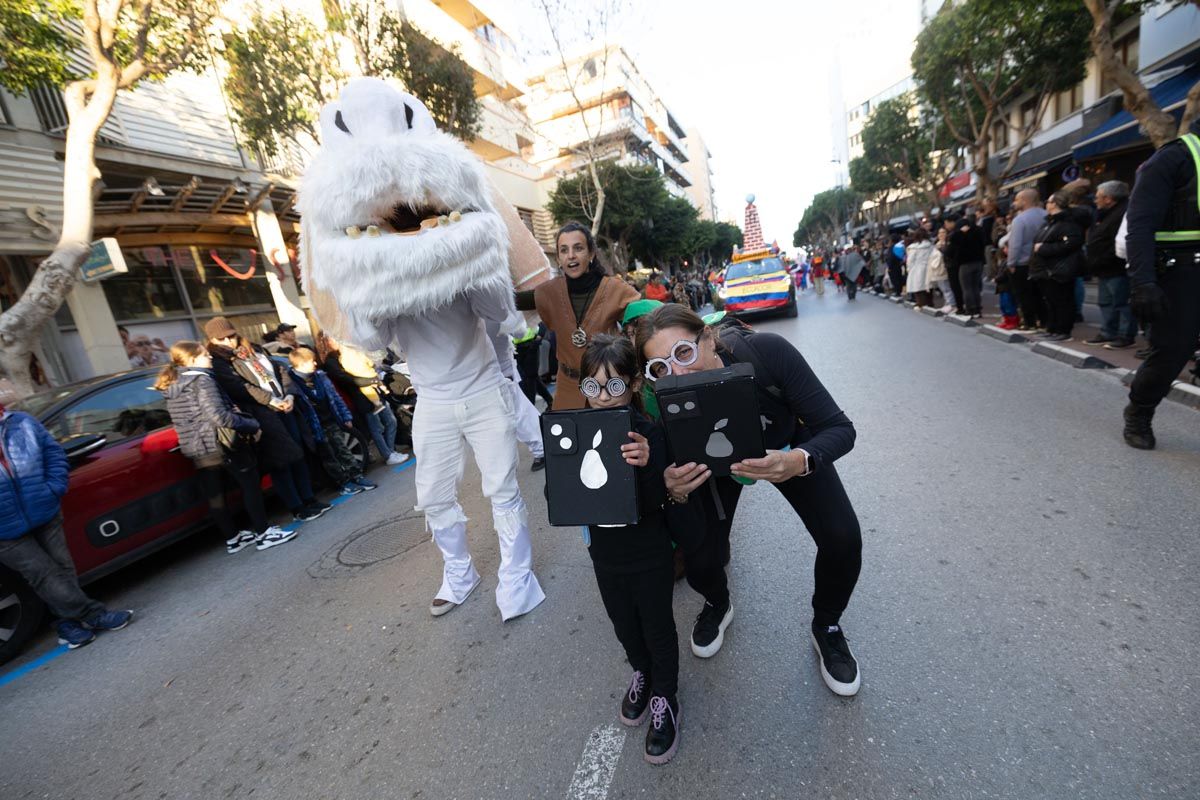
[641,384,660,419]
[622,298,664,325]
[702,310,727,325]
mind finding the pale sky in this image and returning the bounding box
[500,0,923,249]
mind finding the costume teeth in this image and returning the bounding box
[366,224,380,237]
[437,215,450,226]
[449,210,462,222]
[346,225,361,239]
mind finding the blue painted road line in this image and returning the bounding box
[392,457,416,474]
[0,644,70,689]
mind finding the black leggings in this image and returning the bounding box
[592,557,678,702]
[197,461,270,540]
[685,465,862,627]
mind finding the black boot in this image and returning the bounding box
[643,695,680,765]
[1123,403,1156,450]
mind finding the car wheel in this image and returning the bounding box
[785,290,798,318]
[344,425,371,472]
[0,568,46,666]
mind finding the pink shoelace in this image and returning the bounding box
[627,671,645,704]
[650,696,673,730]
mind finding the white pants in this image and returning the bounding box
[413,385,545,620]
[508,377,544,458]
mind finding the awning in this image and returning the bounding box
[1073,63,1200,160]
[1000,170,1047,192]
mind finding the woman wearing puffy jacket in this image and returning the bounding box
[904,228,934,308]
[1030,191,1086,341]
[157,341,296,553]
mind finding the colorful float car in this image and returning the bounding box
[718,245,797,318]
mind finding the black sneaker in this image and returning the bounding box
[1084,334,1113,345]
[643,696,680,765]
[1135,347,1152,360]
[293,505,323,522]
[1103,339,1135,350]
[810,622,861,696]
[531,456,546,472]
[619,670,650,726]
[690,600,733,658]
[1122,403,1156,450]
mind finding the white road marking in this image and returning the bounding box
[566,724,625,800]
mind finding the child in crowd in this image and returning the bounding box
[577,334,702,765]
[286,347,378,496]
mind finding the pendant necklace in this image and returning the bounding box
[571,284,599,348]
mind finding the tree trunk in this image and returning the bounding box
[1085,0,1179,149]
[972,142,997,205]
[586,152,606,238]
[0,76,116,397]
[1180,78,1200,136]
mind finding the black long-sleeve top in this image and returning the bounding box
[585,410,704,572]
[1125,117,1200,287]
[718,330,856,475]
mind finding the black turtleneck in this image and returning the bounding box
[514,266,605,313]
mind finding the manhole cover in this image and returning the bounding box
[339,516,426,566]
[309,511,426,578]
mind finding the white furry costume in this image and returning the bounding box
[298,79,548,620]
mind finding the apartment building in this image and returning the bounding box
[0,0,548,385]
[523,45,696,213]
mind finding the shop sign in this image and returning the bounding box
[80,238,129,283]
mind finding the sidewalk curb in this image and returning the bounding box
[902,299,916,308]
[944,314,978,328]
[1112,367,1136,385]
[1031,341,1114,369]
[919,306,945,318]
[888,295,903,304]
[978,324,1028,343]
[1167,381,1200,409]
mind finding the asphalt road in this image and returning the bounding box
[2,289,1198,800]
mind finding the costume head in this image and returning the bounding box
[298,78,549,345]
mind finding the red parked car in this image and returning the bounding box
[1,368,228,664]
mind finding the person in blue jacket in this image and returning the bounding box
[0,404,133,649]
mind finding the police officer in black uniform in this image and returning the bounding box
[1123,117,1200,450]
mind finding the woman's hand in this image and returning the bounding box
[664,462,710,499]
[1033,242,1042,252]
[731,449,808,483]
[620,431,649,468]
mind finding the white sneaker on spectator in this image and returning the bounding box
[226,530,257,554]
[256,526,298,551]
[386,451,410,466]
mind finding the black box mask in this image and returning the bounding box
[655,363,765,476]
[541,407,639,526]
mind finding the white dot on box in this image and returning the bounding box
[667,404,680,414]
[550,424,563,436]
[560,437,572,449]
[684,401,696,411]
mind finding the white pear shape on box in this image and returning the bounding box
[580,429,608,490]
[706,418,734,458]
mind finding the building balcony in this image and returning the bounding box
[405,0,526,99]
[471,95,539,160]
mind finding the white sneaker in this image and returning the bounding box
[226,530,257,554]
[386,451,410,466]
[256,525,298,551]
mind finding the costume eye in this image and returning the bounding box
[404,103,414,129]
[581,377,601,398]
[606,378,626,398]
[334,110,351,135]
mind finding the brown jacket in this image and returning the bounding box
[534,275,639,409]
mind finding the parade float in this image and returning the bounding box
[718,194,797,318]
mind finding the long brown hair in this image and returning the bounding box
[632,304,710,367]
[154,340,208,391]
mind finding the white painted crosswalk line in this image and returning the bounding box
[566,724,625,800]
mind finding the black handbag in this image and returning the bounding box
[217,411,260,454]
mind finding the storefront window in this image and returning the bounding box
[100,246,187,321]
[177,245,274,313]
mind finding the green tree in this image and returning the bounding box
[548,162,669,270]
[330,0,481,138]
[1084,0,1200,147]
[794,187,861,249]
[0,0,218,396]
[711,222,744,263]
[912,0,1091,201]
[224,0,481,148]
[222,9,341,158]
[856,93,960,213]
